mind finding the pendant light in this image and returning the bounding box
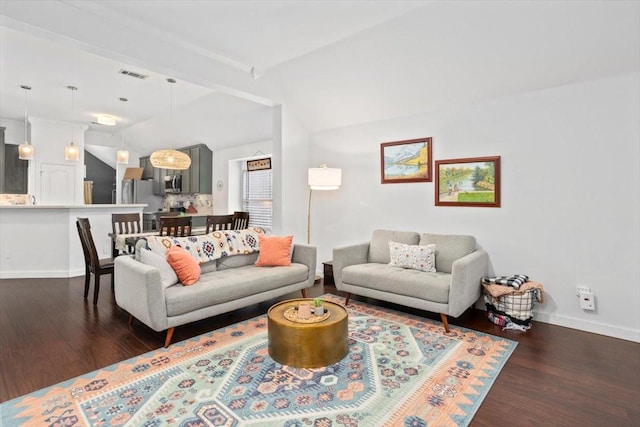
[116,97,129,164]
[149,78,191,170]
[64,85,80,161]
[18,85,34,160]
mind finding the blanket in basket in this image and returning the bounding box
[483,280,544,330]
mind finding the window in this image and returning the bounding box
[242,168,272,227]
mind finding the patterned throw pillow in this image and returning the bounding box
[388,241,436,273]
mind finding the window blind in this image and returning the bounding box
[242,169,272,227]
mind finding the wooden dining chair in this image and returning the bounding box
[76,217,115,304]
[232,211,250,230]
[111,213,142,256]
[159,216,192,237]
[205,214,234,233]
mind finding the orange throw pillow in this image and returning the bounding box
[255,235,293,267]
[166,246,201,286]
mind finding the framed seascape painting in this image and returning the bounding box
[380,137,432,183]
[435,156,501,207]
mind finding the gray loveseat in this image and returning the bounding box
[332,229,488,332]
[114,240,316,347]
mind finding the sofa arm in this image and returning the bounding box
[332,242,370,288]
[114,256,169,332]
[292,243,317,287]
[448,249,489,317]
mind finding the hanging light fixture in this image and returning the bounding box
[64,85,80,161]
[150,78,191,170]
[116,97,129,164]
[18,85,34,160]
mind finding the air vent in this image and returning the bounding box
[118,69,149,80]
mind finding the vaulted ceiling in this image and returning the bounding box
[1,1,638,159]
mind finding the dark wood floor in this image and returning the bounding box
[1,276,638,426]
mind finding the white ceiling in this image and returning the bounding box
[0,0,638,160]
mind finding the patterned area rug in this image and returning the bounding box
[0,295,516,426]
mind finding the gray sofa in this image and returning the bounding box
[332,229,488,332]
[114,241,316,347]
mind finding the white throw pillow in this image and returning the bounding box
[388,241,436,273]
[139,248,179,288]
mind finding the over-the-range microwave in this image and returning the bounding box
[164,174,182,193]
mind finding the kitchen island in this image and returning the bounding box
[0,204,145,279]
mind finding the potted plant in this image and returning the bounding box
[312,298,324,315]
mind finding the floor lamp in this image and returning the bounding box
[307,165,342,244]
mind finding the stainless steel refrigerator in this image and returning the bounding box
[122,179,163,230]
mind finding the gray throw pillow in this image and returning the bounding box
[138,248,178,288]
[368,229,420,264]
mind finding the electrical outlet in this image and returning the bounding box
[579,291,596,311]
[576,286,591,296]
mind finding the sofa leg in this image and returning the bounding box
[440,313,450,333]
[128,314,134,326]
[344,293,351,306]
[301,288,307,298]
[164,328,175,348]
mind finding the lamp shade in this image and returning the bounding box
[116,149,130,164]
[65,142,80,161]
[150,149,191,170]
[18,143,33,160]
[308,167,342,190]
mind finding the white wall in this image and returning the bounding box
[308,73,640,342]
[0,117,25,145]
[276,105,310,239]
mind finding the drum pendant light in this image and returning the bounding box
[149,78,191,170]
[116,97,129,164]
[64,86,80,161]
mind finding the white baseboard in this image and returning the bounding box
[474,299,639,342]
[0,269,85,279]
[533,310,639,343]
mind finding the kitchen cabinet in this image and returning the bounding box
[153,166,165,196]
[1,138,29,194]
[139,156,154,180]
[179,144,212,194]
[139,155,165,195]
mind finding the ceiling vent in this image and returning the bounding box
[118,69,149,80]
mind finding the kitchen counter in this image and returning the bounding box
[0,204,145,279]
[154,211,211,217]
[0,204,147,209]
[154,210,213,229]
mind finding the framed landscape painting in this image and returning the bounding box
[380,137,432,183]
[435,156,501,207]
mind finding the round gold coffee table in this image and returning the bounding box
[268,298,348,368]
